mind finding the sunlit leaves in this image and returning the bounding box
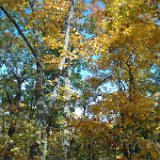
[0,0,160,159]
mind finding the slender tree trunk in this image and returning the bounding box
[56,1,78,159]
[49,0,78,108]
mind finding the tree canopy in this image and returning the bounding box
[0,0,160,159]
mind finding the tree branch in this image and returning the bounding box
[0,6,37,59]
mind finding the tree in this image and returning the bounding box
[0,0,160,160]
[69,0,160,159]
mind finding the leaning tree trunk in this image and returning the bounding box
[49,0,78,159]
[49,0,78,115]
[0,5,47,159]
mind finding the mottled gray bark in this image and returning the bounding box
[49,1,78,160]
[50,0,78,113]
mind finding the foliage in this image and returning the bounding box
[0,0,160,160]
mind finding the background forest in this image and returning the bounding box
[0,0,160,159]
